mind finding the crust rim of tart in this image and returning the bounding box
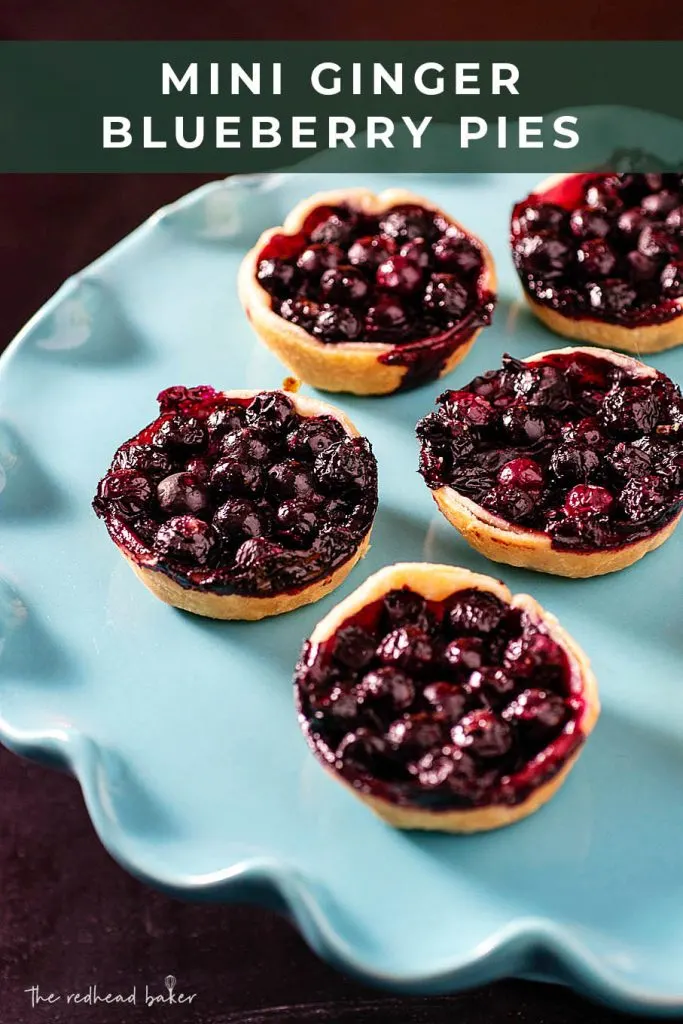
[238,187,497,396]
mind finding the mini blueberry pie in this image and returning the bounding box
[417,346,683,577]
[238,187,496,396]
[511,173,683,353]
[295,563,599,833]
[93,385,378,619]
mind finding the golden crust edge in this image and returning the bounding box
[237,188,497,396]
[303,562,599,832]
[123,530,372,621]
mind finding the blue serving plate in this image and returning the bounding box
[2,172,683,1016]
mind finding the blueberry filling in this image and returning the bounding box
[256,201,496,389]
[417,351,683,553]
[511,173,683,325]
[93,387,378,597]
[295,586,585,811]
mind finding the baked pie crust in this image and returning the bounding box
[95,388,375,620]
[514,173,683,354]
[425,346,683,578]
[296,563,599,833]
[238,187,497,396]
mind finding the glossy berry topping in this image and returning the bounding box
[255,199,496,389]
[511,173,683,326]
[296,584,586,812]
[417,350,683,554]
[93,387,378,597]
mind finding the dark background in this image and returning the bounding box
[2,3,682,1022]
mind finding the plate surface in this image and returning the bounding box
[1,172,683,1015]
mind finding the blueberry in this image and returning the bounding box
[423,682,469,718]
[661,261,683,298]
[587,279,637,315]
[569,206,611,238]
[347,234,395,271]
[297,243,345,276]
[468,667,516,704]
[276,499,319,546]
[364,295,412,339]
[576,238,617,277]
[152,415,206,452]
[625,251,659,282]
[157,472,208,515]
[206,404,246,440]
[220,427,273,463]
[333,625,376,670]
[600,384,659,438]
[432,234,482,275]
[448,591,504,636]
[357,667,415,711]
[212,498,271,543]
[376,626,433,673]
[268,459,318,501]
[606,442,652,481]
[95,469,153,517]
[451,709,512,759]
[210,458,265,499]
[399,237,432,269]
[314,438,373,493]
[154,515,216,565]
[501,403,548,444]
[279,297,321,331]
[619,474,672,522]
[503,629,563,678]
[423,274,469,319]
[382,589,430,631]
[442,637,485,672]
[257,258,300,296]
[550,443,600,483]
[503,688,567,733]
[320,265,369,304]
[310,213,353,245]
[641,190,679,217]
[286,416,346,459]
[376,254,423,295]
[638,224,678,260]
[246,391,296,432]
[313,306,362,342]
[112,444,172,478]
[387,713,446,754]
[379,205,437,241]
[335,728,387,769]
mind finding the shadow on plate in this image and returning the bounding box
[30,278,150,369]
[409,704,683,939]
[90,742,182,842]
[0,577,79,685]
[0,420,68,523]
